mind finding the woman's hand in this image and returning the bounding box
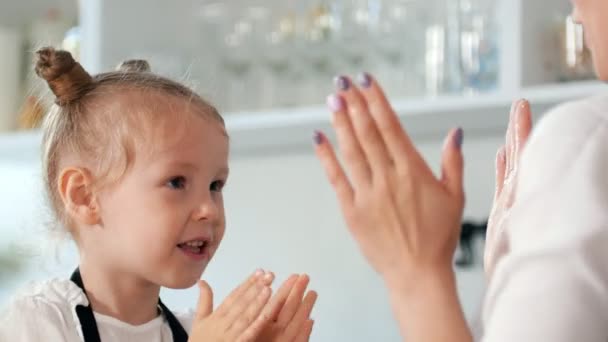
[485,99,532,279]
[314,73,465,286]
[188,270,275,342]
[256,274,317,342]
[314,74,470,341]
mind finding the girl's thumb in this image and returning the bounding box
[195,280,213,320]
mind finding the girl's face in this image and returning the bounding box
[571,0,608,80]
[93,99,229,289]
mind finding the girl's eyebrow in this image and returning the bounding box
[165,161,229,176]
[165,161,199,171]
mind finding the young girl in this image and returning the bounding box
[0,48,316,342]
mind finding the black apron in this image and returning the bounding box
[70,268,189,342]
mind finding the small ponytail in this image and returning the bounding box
[35,47,93,106]
[116,60,151,73]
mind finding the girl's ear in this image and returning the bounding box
[57,167,101,226]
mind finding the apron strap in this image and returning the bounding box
[70,269,102,342]
[70,268,188,342]
[158,299,189,342]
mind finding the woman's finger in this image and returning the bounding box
[505,101,516,176]
[355,73,416,165]
[327,92,372,186]
[514,99,532,163]
[334,75,392,178]
[314,131,355,208]
[494,147,506,200]
[440,128,465,199]
[282,291,318,340]
[276,275,310,326]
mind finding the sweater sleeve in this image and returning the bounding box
[481,98,608,341]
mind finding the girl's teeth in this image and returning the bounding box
[185,241,204,247]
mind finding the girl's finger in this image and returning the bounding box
[264,274,299,322]
[219,271,274,318]
[294,319,315,342]
[216,270,264,315]
[229,285,272,338]
[194,280,214,321]
[276,275,310,326]
[282,291,318,340]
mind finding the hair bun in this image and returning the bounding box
[116,60,151,73]
[35,47,93,106]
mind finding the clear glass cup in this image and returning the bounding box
[459,0,499,93]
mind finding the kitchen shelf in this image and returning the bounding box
[1,80,605,164]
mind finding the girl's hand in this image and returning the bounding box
[188,270,275,342]
[485,100,532,278]
[314,73,465,287]
[257,274,317,342]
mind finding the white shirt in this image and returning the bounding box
[0,278,194,341]
[480,94,608,341]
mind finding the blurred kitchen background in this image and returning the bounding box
[0,0,604,340]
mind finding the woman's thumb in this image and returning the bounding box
[195,280,214,320]
[441,128,465,200]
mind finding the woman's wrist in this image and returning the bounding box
[382,266,472,342]
[382,263,456,297]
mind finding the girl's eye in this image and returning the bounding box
[167,176,187,190]
[210,180,225,192]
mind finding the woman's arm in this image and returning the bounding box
[315,74,471,341]
[481,101,608,341]
[385,269,472,342]
[315,73,608,341]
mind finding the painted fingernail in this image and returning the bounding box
[357,72,372,88]
[453,128,464,149]
[313,130,325,145]
[334,75,350,91]
[255,269,264,277]
[326,94,344,112]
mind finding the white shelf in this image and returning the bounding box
[3,0,597,162]
[227,80,606,154]
[1,81,605,163]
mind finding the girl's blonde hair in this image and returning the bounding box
[35,47,224,233]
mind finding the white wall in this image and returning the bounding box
[0,133,500,340]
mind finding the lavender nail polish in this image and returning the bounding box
[453,128,464,149]
[357,72,372,88]
[326,94,344,112]
[334,75,350,91]
[313,131,324,145]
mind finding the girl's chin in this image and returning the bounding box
[162,268,207,289]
